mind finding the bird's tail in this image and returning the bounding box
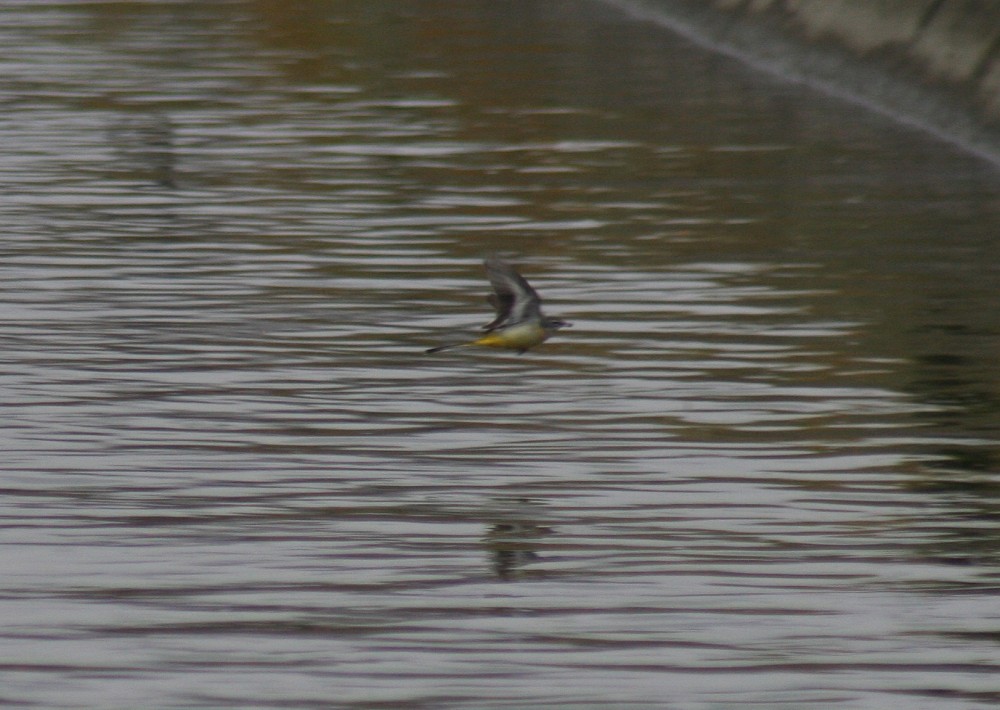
[425,341,472,354]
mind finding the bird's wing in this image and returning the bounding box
[482,256,541,330]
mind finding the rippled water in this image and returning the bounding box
[2,1,1000,708]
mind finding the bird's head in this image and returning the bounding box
[543,317,571,332]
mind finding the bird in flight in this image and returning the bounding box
[426,256,570,354]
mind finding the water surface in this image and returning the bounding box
[2,1,999,708]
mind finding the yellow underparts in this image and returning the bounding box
[472,323,547,351]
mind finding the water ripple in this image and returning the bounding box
[1,1,999,708]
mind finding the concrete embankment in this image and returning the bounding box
[604,0,1000,165]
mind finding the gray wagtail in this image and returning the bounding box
[426,256,570,354]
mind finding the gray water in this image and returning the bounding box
[2,1,999,708]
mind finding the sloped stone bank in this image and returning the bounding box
[606,0,1000,164]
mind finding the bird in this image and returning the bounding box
[426,256,570,354]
